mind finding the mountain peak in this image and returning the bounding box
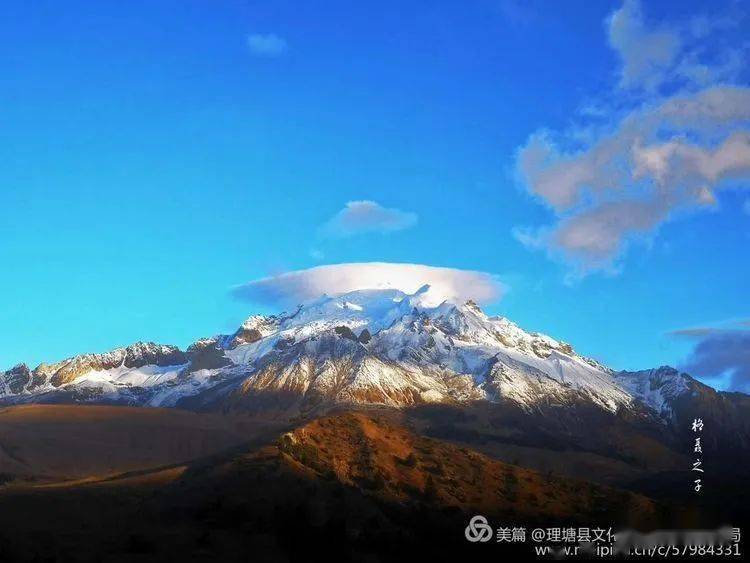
[614,366,692,418]
[1,287,737,425]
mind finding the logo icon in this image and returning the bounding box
[465,515,493,543]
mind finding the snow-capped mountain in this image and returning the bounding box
[0,287,733,423]
[0,343,188,403]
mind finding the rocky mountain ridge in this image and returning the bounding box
[0,287,740,427]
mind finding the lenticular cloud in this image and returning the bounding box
[231,263,505,308]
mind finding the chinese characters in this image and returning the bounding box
[691,417,704,493]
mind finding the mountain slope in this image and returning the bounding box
[1,343,188,402]
[0,411,667,562]
[0,404,279,483]
[1,287,746,434]
[276,411,660,522]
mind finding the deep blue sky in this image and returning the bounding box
[1,0,748,388]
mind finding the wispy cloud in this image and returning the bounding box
[511,226,545,250]
[667,318,750,339]
[231,262,505,309]
[320,200,418,238]
[247,33,288,56]
[513,0,750,277]
[668,327,723,339]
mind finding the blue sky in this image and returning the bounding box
[1,1,748,390]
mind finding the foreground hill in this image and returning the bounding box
[274,411,660,523]
[0,404,283,483]
[0,411,669,562]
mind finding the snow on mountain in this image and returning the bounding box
[613,366,692,419]
[0,287,700,419]
[0,343,188,403]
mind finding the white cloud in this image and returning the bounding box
[320,201,418,238]
[231,262,505,308]
[607,0,681,91]
[516,90,750,273]
[513,0,750,276]
[247,33,288,56]
[632,132,750,189]
[552,198,670,265]
[606,0,746,93]
[659,85,750,126]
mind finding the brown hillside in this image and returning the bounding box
[0,404,282,482]
[0,410,672,562]
[276,412,660,524]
